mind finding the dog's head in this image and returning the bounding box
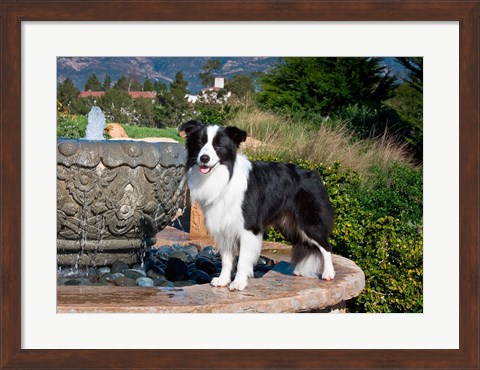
[179,120,247,177]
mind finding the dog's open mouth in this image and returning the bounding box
[198,162,218,174]
[199,165,212,174]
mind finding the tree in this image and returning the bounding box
[257,57,396,117]
[128,79,143,91]
[153,80,168,93]
[113,76,129,90]
[156,71,191,127]
[70,96,96,115]
[132,98,156,126]
[395,57,423,93]
[384,57,423,160]
[113,76,142,91]
[98,89,133,123]
[170,71,188,93]
[225,74,255,99]
[103,74,112,91]
[199,58,222,87]
[57,78,80,109]
[84,73,102,91]
[143,78,154,92]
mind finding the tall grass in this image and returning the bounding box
[228,107,414,177]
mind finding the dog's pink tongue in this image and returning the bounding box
[200,166,210,174]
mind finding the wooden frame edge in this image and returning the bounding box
[1,1,478,369]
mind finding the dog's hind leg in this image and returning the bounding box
[296,228,335,280]
[229,231,262,291]
[292,243,322,277]
[314,239,335,280]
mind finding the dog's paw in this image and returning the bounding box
[211,276,231,287]
[321,268,335,281]
[293,269,318,278]
[229,279,248,291]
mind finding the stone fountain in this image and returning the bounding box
[57,107,186,266]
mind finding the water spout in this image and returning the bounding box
[85,106,106,140]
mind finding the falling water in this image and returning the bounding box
[76,196,89,270]
[61,106,107,274]
[83,107,105,268]
[85,106,106,140]
[94,214,106,263]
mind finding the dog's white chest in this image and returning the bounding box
[188,155,252,238]
[203,195,243,237]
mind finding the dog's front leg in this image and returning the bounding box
[211,243,234,287]
[229,231,262,291]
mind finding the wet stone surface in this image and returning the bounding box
[57,244,277,288]
[57,253,365,313]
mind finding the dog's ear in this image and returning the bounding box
[225,126,247,148]
[178,120,204,138]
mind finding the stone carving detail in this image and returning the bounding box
[57,139,186,266]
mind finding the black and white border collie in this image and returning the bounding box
[179,120,335,291]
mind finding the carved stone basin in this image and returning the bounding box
[56,139,186,266]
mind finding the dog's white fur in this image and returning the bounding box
[188,140,258,290]
[294,231,335,280]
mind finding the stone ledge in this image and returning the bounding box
[155,226,293,258]
[57,255,364,313]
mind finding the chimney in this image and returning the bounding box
[214,77,225,89]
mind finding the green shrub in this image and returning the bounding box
[354,163,423,225]
[265,226,291,244]
[331,104,381,137]
[194,103,239,126]
[57,113,88,138]
[70,97,96,116]
[331,103,402,140]
[330,191,423,313]
[249,154,423,313]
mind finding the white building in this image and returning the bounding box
[185,77,231,104]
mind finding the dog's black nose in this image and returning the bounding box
[200,154,210,164]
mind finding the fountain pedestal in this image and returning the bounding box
[57,139,186,266]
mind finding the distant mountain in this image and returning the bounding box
[57,57,407,94]
[57,57,279,94]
